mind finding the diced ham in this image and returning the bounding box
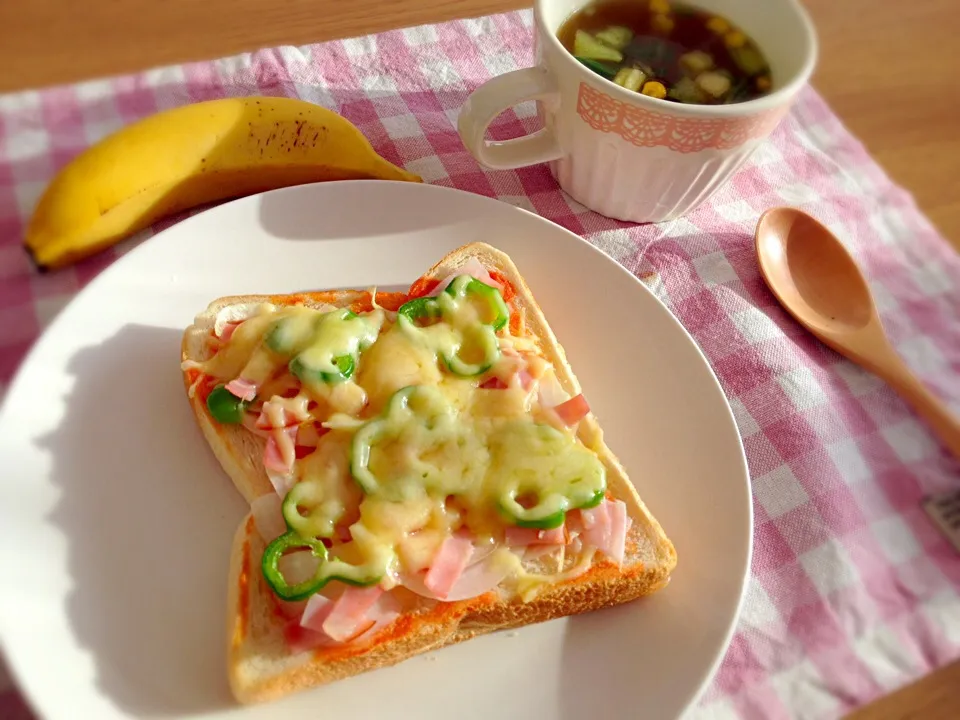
[424,535,474,599]
[299,594,335,633]
[580,502,611,552]
[553,394,590,426]
[214,303,259,338]
[296,422,326,448]
[517,369,534,391]
[322,586,383,642]
[427,258,502,297]
[480,376,508,390]
[505,525,566,547]
[225,378,257,402]
[578,500,629,566]
[241,412,271,438]
[219,321,241,342]
[606,500,628,567]
[286,590,400,652]
[481,369,534,392]
[263,426,297,474]
[256,404,288,429]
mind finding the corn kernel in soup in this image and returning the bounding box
[558,0,772,105]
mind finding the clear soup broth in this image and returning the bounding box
[558,0,772,105]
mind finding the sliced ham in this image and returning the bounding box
[256,404,290,430]
[251,493,286,542]
[606,500,628,567]
[427,258,502,297]
[263,426,298,474]
[219,321,242,342]
[214,303,260,338]
[299,593,335,633]
[480,376,508,390]
[402,554,511,602]
[580,502,611,552]
[481,369,534,392]
[289,588,400,652]
[364,590,402,634]
[296,422,326,448]
[578,500,629,566]
[553,394,590,426]
[517,369,534,392]
[505,525,566,547]
[424,535,473,599]
[322,585,384,642]
[267,468,295,496]
[241,411,271,438]
[225,377,257,402]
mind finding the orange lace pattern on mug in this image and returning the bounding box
[576,82,785,153]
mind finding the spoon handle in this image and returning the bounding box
[876,353,960,460]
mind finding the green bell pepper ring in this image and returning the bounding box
[262,530,385,600]
[500,487,605,529]
[282,481,342,539]
[350,386,419,495]
[440,324,500,377]
[444,275,510,332]
[396,275,509,377]
[397,297,442,327]
[261,531,331,601]
[206,383,250,424]
[575,56,619,78]
[290,353,356,385]
[350,386,454,496]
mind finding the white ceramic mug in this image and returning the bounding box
[458,0,818,223]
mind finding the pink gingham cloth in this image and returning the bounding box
[1,9,959,719]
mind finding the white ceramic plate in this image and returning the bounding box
[0,181,750,720]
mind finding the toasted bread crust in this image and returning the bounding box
[183,243,678,704]
[227,513,674,704]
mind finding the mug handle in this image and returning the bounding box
[457,67,563,171]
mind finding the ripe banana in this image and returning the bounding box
[25,97,422,271]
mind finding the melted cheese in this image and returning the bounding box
[356,324,442,411]
[197,279,607,598]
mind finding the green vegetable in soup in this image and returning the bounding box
[679,50,713,76]
[576,57,619,78]
[613,67,646,92]
[574,30,623,63]
[729,45,767,76]
[668,76,707,104]
[595,25,634,50]
[696,71,732,99]
[724,77,753,104]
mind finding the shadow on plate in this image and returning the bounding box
[40,323,247,717]
[255,183,483,244]
[558,598,676,720]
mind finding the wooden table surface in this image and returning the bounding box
[0,0,958,717]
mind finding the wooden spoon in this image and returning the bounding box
[755,207,960,459]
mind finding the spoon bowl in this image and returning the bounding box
[755,207,960,459]
[757,209,875,335]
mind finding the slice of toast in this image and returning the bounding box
[181,242,678,704]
